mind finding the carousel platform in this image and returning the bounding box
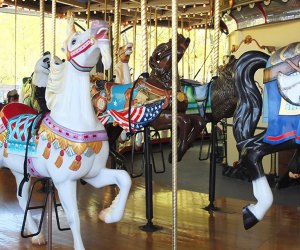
[1,152,300,250]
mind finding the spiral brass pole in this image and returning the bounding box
[141,0,148,73]
[154,8,157,48]
[40,0,45,56]
[108,14,112,80]
[51,0,56,56]
[213,0,220,76]
[113,0,120,69]
[203,14,208,82]
[133,10,137,80]
[206,0,220,212]
[193,28,196,77]
[148,7,152,58]
[171,0,178,249]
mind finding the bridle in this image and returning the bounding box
[67,37,96,72]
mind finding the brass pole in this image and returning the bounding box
[203,14,208,82]
[40,0,45,56]
[113,0,120,68]
[133,10,137,80]
[104,0,107,22]
[86,0,91,28]
[154,8,157,48]
[51,0,56,56]
[213,0,220,76]
[193,28,196,77]
[141,0,148,73]
[171,1,178,250]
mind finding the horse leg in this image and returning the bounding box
[11,171,46,245]
[55,181,85,250]
[83,168,131,223]
[171,114,192,163]
[185,114,206,149]
[239,133,296,230]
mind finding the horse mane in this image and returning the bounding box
[233,51,269,145]
[45,59,66,110]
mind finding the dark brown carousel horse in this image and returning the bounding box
[146,34,207,163]
[104,34,206,163]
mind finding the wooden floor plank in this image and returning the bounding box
[0,168,299,250]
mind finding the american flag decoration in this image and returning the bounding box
[98,100,164,132]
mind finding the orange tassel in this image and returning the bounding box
[43,142,51,159]
[69,155,82,171]
[3,143,7,158]
[55,150,64,168]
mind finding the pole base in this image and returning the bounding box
[203,203,220,212]
[139,223,162,232]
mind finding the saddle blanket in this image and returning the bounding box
[99,99,164,132]
[6,113,41,157]
[263,80,300,145]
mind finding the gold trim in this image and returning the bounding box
[39,123,102,156]
[0,130,7,143]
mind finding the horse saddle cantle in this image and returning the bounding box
[277,72,300,106]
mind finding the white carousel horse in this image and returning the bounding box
[0,17,131,250]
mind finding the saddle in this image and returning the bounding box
[263,42,300,106]
[0,103,41,157]
[181,79,209,102]
[1,103,37,127]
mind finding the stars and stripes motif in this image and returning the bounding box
[98,100,164,132]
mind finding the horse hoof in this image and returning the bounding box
[32,234,47,245]
[242,205,259,230]
[99,208,122,223]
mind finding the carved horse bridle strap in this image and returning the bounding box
[67,38,95,72]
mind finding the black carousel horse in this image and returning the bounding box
[231,43,300,230]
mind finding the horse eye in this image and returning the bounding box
[71,39,76,45]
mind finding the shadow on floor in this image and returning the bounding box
[123,140,300,207]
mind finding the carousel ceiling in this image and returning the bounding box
[0,0,299,32]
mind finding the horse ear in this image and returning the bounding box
[66,11,76,37]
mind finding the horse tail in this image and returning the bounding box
[233,51,269,146]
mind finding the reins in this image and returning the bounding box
[18,111,48,197]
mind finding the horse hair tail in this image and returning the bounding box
[233,50,269,147]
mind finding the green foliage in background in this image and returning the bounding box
[0,12,225,88]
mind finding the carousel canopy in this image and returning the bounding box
[0,0,299,32]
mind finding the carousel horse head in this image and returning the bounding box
[63,15,111,71]
[118,42,133,63]
[149,33,190,88]
[118,32,133,63]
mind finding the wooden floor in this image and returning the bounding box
[0,168,300,250]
